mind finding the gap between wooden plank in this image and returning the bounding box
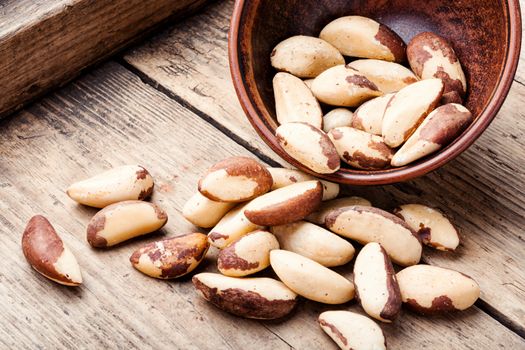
[114,59,525,341]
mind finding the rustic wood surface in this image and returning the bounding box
[0,1,524,349]
[0,0,209,118]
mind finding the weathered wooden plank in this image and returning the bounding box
[1,62,523,349]
[0,0,210,118]
[123,0,525,336]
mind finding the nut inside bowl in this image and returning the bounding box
[229,0,522,185]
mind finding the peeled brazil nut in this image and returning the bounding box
[352,93,395,136]
[382,78,444,147]
[276,122,340,174]
[273,72,323,128]
[271,221,354,267]
[198,156,272,203]
[217,230,278,277]
[394,204,460,251]
[244,180,323,226]
[319,311,386,350]
[407,32,467,104]
[130,233,209,279]
[22,215,82,286]
[348,59,418,93]
[192,273,297,319]
[67,165,154,208]
[328,127,394,170]
[270,250,355,304]
[270,35,345,78]
[266,167,339,201]
[397,265,480,314]
[182,192,235,228]
[391,104,473,167]
[207,202,263,249]
[311,65,383,107]
[87,200,168,248]
[323,108,354,133]
[354,243,401,322]
[305,196,372,225]
[325,206,422,266]
[320,16,406,62]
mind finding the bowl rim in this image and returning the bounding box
[228,0,522,185]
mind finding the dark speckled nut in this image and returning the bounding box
[192,273,297,319]
[22,215,82,286]
[320,16,406,63]
[66,165,154,208]
[217,230,279,277]
[311,65,383,107]
[244,180,323,226]
[198,156,273,203]
[407,32,467,103]
[276,122,340,174]
[319,311,387,350]
[87,200,167,248]
[397,265,480,314]
[130,233,209,279]
[328,126,394,170]
[353,242,401,322]
[391,104,473,167]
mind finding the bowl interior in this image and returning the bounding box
[232,0,520,184]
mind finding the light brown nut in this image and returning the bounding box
[130,233,209,279]
[207,202,263,249]
[382,78,444,147]
[407,32,467,103]
[311,65,383,107]
[182,192,236,228]
[22,215,82,286]
[318,311,386,350]
[271,221,354,267]
[192,273,297,319]
[397,265,480,314]
[394,204,460,251]
[217,230,279,277]
[273,72,323,128]
[323,108,354,133]
[270,250,355,304]
[325,206,422,266]
[266,167,339,201]
[328,127,394,170]
[270,35,345,78]
[66,165,154,208]
[391,104,473,167]
[320,16,406,62]
[244,180,323,226]
[87,200,168,248]
[276,122,340,174]
[352,93,395,136]
[348,59,418,93]
[305,196,372,225]
[354,242,401,322]
[198,156,273,203]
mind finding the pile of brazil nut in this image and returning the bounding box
[21,156,480,349]
[271,15,474,173]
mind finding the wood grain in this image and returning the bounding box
[0,0,209,118]
[124,0,525,337]
[0,62,523,349]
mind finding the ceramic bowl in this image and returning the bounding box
[229,0,522,185]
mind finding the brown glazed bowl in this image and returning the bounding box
[229,0,522,185]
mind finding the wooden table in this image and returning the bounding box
[1,1,524,349]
